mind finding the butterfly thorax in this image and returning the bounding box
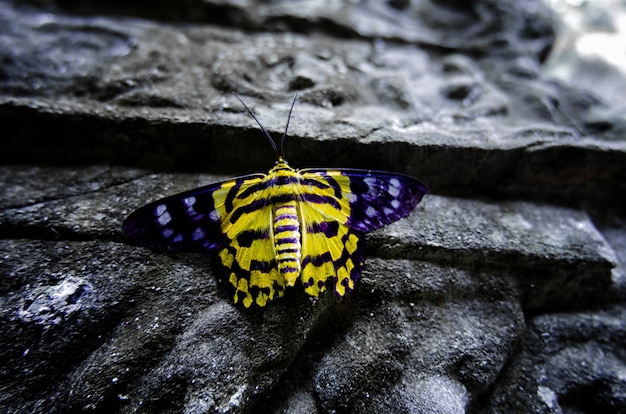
[266,160,302,286]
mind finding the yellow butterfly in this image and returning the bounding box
[124,95,427,307]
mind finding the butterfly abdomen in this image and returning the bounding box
[264,162,303,287]
[273,201,302,286]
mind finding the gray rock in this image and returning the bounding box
[2,2,625,205]
[475,307,626,413]
[1,0,625,413]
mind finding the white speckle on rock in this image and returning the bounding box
[537,386,558,409]
[228,384,247,409]
[17,277,92,327]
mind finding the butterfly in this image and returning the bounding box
[123,94,427,308]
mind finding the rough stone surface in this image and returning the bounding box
[1,0,625,413]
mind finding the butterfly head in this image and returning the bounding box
[233,93,298,164]
[268,156,296,176]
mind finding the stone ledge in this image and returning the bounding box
[1,1,625,412]
[0,239,522,413]
[1,2,625,206]
[0,165,620,315]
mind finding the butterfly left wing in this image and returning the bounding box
[122,173,265,253]
[297,169,427,297]
[123,173,288,308]
[210,179,285,308]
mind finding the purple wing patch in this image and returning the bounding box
[342,171,427,232]
[123,174,264,253]
[123,185,223,253]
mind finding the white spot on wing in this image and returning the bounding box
[391,199,400,209]
[192,227,205,241]
[185,198,197,216]
[384,207,393,216]
[184,196,196,207]
[161,228,174,238]
[366,206,377,218]
[388,179,401,197]
[156,204,167,216]
[209,209,220,221]
[364,177,378,195]
[158,211,172,226]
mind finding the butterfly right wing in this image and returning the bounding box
[295,168,426,298]
[300,168,427,232]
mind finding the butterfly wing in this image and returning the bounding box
[123,173,287,308]
[297,169,427,297]
[210,179,285,308]
[123,174,265,253]
[298,201,364,298]
[300,169,427,232]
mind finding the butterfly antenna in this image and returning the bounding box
[233,93,280,159]
[280,93,298,160]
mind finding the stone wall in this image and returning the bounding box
[1,1,625,413]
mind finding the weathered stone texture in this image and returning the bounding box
[1,0,625,413]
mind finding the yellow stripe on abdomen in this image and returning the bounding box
[273,201,301,286]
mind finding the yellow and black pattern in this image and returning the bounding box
[124,159,426,307]
[123,95,427,307]
[210,160,366,307]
